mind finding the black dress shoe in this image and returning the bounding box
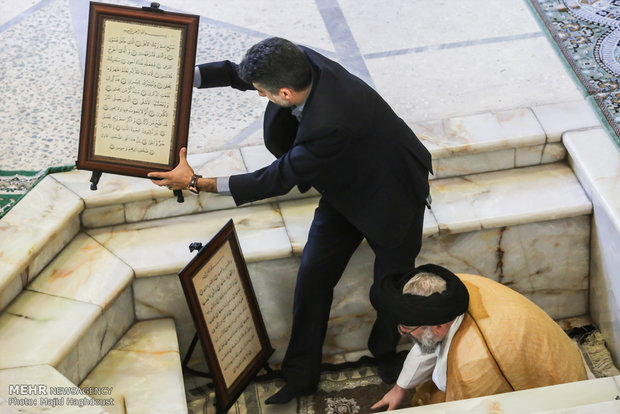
[264,384,300,405]
[265,384,316,405]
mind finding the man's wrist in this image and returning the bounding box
[197,177,218,193]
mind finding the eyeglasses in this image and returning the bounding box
[398,324,422,336]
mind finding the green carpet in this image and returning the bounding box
[0,166,74,219]
[528,0,620,149]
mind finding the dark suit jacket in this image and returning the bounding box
[197,47,432,247]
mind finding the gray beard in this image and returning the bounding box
[408,328,441,354]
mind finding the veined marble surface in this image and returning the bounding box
[415,108,545,158]
[536,400,620,414]
[0,290,100,368]
[397,375,620,414]
[532,100,601,142]
[429,163,592,234]
[29,232,133,309]
[564,128,620,234]
[56,288,134,385]
[0,175,83,267]
[73,137,572,230]
[418,216,590,290]
[86,204,292,277]
[279,197,439,255]
[0,176,82,309]
[0,365,108,414]
[45,102,579,230]
[418,215,590,319]
[80,318,187,414]
[133,274,198,361]
[52,150,246,208]
[564,128,620,364]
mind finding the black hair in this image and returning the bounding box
[237,37,312,93]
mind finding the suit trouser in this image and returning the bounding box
[280,197,426,390]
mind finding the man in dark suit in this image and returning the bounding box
[149,37,432,404]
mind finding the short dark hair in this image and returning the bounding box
[238,37,312,93]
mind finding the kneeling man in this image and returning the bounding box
[372,264,588,411]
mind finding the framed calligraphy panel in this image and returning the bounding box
[179,220,274,412]
[77,2,198,178]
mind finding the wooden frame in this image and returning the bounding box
[178,220,274,412]
[77,2,199,178]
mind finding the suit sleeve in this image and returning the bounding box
[196,61,255,91]
[229,127,350,205]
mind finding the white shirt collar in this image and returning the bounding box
[432,313,464,391]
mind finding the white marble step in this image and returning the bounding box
[83,162,590,274]
[563,127,620,366]
[0,175,83,312]
[0,365,110,413]
[45,100,601,231]
[0,161,593,377]
[396,375,620,413]
[0,232,135,385]
[93,162,591,363]
[0,100,601,314]
[80,318,187,414]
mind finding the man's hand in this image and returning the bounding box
[148,147,194,190]
[371,384,409,412]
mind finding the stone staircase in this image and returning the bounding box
[1,99,619,413]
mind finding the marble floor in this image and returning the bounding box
[0,0,584,171]
[3,0,620,413]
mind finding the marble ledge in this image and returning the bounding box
[532,100,602,143]
[431,142,566,180]
[537,400,620,414]
[52,149,247,209]
[0,216,81,313]
[236,105,582,165]
[418,216,590,297]
[80,319,187,414]
[28,232,134,309]
[0,290,101,369]
[429,163,592,234]
[413,107,545,159]
[55,288,135,385]
[279,197,439,255]
[400,376,620,413]
[564,128,620,235]
[133,274,197,359]
[0,365,107,414]
[86,203,292,278]
[67,103,573,217]
[0,176,82,303]
[242,141,564,184]
[55,103,584,229]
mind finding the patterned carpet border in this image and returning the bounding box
[527,0,620,150]
[0,165,74,220]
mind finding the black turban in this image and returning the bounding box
[379,264,469,326]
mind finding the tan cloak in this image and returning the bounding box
[414,273,587,406]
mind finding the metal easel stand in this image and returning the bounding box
[88,170,184,202]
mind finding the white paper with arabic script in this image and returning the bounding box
[192,240,262,388]
[93,19,182,165]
